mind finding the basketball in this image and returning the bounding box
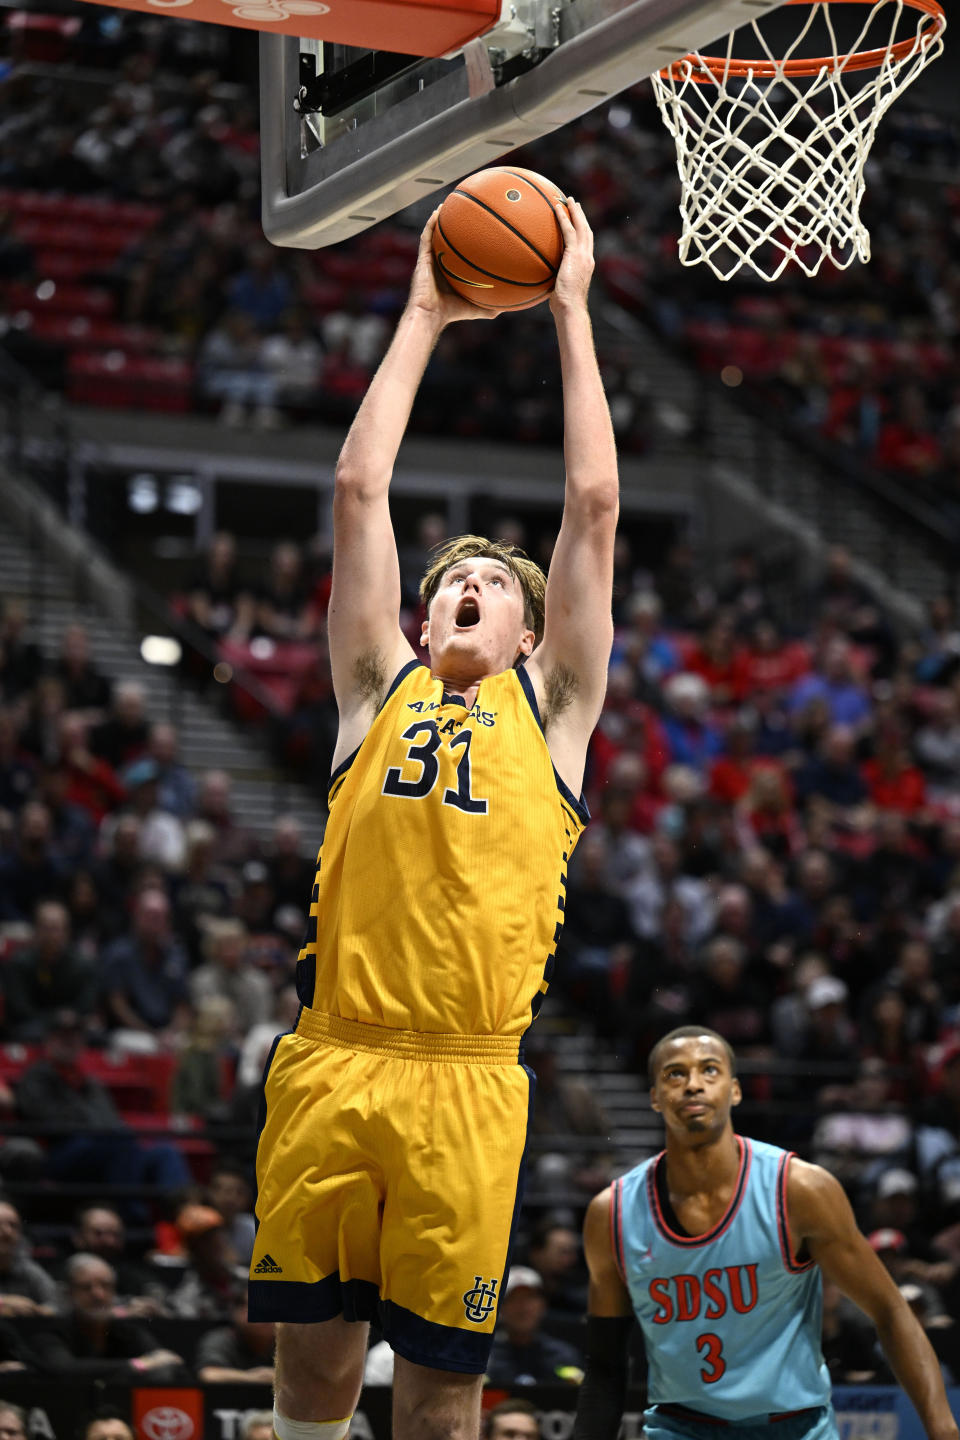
[432,166,568,310]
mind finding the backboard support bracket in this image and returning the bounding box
[260,0,790,249]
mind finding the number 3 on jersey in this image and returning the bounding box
[696,1333,725,1384]
[382,721,488,814]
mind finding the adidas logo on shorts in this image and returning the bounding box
[253,1253,283,1275]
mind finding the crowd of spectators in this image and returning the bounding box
[3,0,960,1406]
[1,8,958,488]
[10,510,960,1386]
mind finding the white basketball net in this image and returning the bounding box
[651,1,946,282]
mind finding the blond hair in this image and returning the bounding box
[419,535,546,645]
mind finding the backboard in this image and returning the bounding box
[260,0,792,249]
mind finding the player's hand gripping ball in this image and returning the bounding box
[432,166,568,311]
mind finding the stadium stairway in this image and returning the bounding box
[0,477,329,847]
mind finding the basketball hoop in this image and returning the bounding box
[651,0,947,282]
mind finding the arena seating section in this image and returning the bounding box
[2,0,960,1392]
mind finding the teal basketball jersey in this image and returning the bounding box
[614,1137,832,1422]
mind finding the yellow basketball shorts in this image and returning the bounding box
[248,1007,536,1373]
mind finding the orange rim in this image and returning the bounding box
[658,0,946,84]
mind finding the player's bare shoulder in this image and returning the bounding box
[583,1185,616,1259]
[786,1154,855,1242]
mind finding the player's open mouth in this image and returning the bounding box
[455,598,481,628]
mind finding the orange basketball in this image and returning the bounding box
[432,166,567,310]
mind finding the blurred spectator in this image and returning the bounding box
[148,723,196,820]
[709,713,766,806]
[173,819,236,963]
[91,814,144,941]
[526,1220,587,1322]
[589,662,669,800]
[797,974,857,1071]
[170,993,236,1122]
[61,1206,165,1316]
[770,951,831,1057]
[227,244,293,332]
[482,1400,542,1440]
[556,829,636,1035]
[812,1058,913,1187]
[166,1205,246,1319]
[185,532,254,645]
[916,597,960,687]
[661,673,724,773]
[0,1405,28,1437]
[53,626,111,717]
[737,619,810,700]
[260,307,324,410]
[195,1287,275,1383]
[687,613,741,708]
[2,899,98,1041]
[815,549,876,630]
[14,1010,192,1195]
[55,713,126,825]
[0,800,67,921]
[795,726,868,817]
[21,674,67,766]
[37,757,97,867]
[235,860,279,936]
[485,1267,582,1387]
[625,833,714,946]
[736,765,803,860]
[687,935,770,1051]
[0,1200,57,1315]
[0,599,43,702]
[119,758,187,872]
[206,1158,256,1268]
[0,708,36,813]
[253,542,313,642]
[875,385,943,480]
[230,984,301,1127]
[789,638,871,729]
[79,1411,135,1440]
[915,693,960,802]
[862,729,927,815]
[198,310,279,429]
[525,1039,611,1197]
[91,683,150,771]
[190,918,271,1036]
[320,290,387,369]
[266,814,315,910]
[32,1254,185,1380]
[239,1415,273,1440]
[196,769,257,868]
[610,591,679,690]
[101,888,191,1038]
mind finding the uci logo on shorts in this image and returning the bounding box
[462,1276,499,1323]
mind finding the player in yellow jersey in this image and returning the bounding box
[250,196,618,1440]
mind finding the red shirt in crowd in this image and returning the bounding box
[861,757,926,813]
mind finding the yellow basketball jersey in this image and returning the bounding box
[297,659,587,1035]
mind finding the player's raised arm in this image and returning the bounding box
[573,1188,635,1440]
[329,212,501,762]
[789,1160,959,1440]
[525,199,619,794]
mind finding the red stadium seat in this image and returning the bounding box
[67,352,194,411]
[0,280,116,317]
